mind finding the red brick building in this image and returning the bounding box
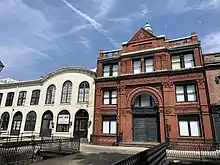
[92,23,213,145]
[203,52,220,142]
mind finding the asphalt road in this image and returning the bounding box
[32,143,146,165]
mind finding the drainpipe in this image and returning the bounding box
[10,85,18,136]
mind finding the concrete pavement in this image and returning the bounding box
[32,143,147,165]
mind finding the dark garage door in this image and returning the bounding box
[133,115,159,142]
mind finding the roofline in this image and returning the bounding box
[165,35,192,42]
[203,52,220,56]
[0,66,96,88]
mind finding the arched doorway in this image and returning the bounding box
[73,109,89,138]
[40,110,53,137]
[11,112,22,136]
[0,112,10,131]
[132,93,160,142]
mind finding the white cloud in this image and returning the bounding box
[94,0,116,20]
[167,0,220,13]
[61,0,119,47]
[202,31,220,53]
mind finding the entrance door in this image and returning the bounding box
[133,115,159,142]
[11,112,22,136]
[132,93,160,142]
[40,111,53,137]
[74,109,89,138]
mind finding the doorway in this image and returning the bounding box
[40,110,53,137]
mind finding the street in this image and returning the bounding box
[32,143,146,165]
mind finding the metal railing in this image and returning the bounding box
[112,142,167,165]
[167,140,220,163]
[0,136,80,165]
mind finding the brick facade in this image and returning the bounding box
[204,53,220,142]
[93,26,213,145]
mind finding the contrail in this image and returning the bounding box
[61,0,119,48]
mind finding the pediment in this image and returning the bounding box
[128,28,156,44]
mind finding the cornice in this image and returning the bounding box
[0,67,96,89]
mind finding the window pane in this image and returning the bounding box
[179,121,189,136]
[172,56,181,69]
[104,72,110,77]
[112,65,118,76]
[110,121,117,134]
[177,94,185,102]
[145,66,153,73]
[133,60,141,74]
[190,121,200,136]
[176,86,184,94]
[103,65,110,77]
[187,85,195,93]
[188,94,196,101]
[103,121,109,134]
[111,91,117,97]
[184,54,194,68]
[104,91,109,98]
[111,98,117,104]
[104,98,109,105]
[141,94,150,107]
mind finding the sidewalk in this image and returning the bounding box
[32,143,147,165]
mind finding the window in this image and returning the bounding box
[78,81,90,102]
[24,111,36,131]
[145,58,154,72]
[103,90,117,105]
[0,112,10,130]
[178,116,200,137]
[171,52,194,69]
[17,91,27,106]
[30,90,40,105]
[45,85,56,104]
[56,110,70,132]
[176,84,196,102]
[133,60,141,74]
[61,81,72,103]
[102,116,117,134]
[133,94,156,107]
[5,92,14,106]
[0,93,3,106]
[103,64,118,77]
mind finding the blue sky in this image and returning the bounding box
[0,0,220,80]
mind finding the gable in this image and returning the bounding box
[128,28,156,44]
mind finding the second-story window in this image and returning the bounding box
[17,91,27,106]
[61,81,72,104]
[78,81,90,102]
[0,93,3,106]
[172,52,194,70]
[103,89,117,105]
[176,84,196,102]
[5,92,14,106]
[30,90,40,105]
[145,58,154,72]
[45,85,56,104]
[103,64,118,77]
[133,60,141,74]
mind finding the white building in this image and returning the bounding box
[0,78,19,84]
[0,67,96,141]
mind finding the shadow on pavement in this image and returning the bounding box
[73,152,132,165]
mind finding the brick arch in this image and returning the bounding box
[127,86,163,108]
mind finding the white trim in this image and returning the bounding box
[165,36,192,42]
[121,47,166,56]
[103,49,121,54]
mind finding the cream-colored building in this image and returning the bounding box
[0,67,96,141]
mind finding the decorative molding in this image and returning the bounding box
[133,42,153,51]
[129,28,155,43]
[196,79,205,86]
[162,81,174,88]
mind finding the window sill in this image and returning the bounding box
[60,103,71,105]
[45,104,55,106]
[177,136,203,140]
[77,102,89,104]
[101,105,117,109]
[176,101,198,105]
[100,134,117,137]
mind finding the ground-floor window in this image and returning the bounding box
[1,112,10,130]
[56,110,70,132]
[178,115,201,137]
[102,116,117,134]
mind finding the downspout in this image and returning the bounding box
[10,85,18,135]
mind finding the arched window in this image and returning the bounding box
[56,110,70,132]
[45,85,56,104]
[61,81,72,103]
[24,111,37,131]
[78,81,90,102]
[0,112,10,131]
[133,93,157,108]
